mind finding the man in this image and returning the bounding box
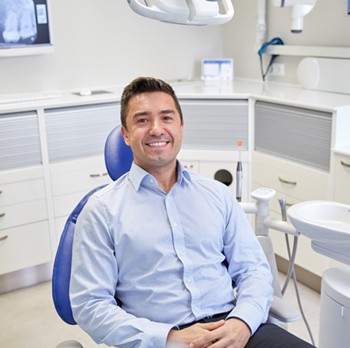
[70,77,314,348]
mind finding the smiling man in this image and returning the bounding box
[70,77,315,348]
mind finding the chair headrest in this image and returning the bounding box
[104,125,133,181]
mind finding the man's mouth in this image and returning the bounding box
[147,141,168,147]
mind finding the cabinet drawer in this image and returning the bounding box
[51,168,111,196]
[0,221,51,275]
[0,199,48,230]
[0,178,46,207]
[253,152,328,202]
[333,153,350,204]
[50,156,111,196]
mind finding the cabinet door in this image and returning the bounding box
[333,153,350,204]
[180,99,249,151]
[0,111,42,170]
[255,101,332,171]
[45,103,120,162]
[0,221,51,275]
[253,101,332,277]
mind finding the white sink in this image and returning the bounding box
[288,201,350,264]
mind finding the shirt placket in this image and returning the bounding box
[164,190,202,319]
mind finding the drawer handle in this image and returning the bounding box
[278,177,297,186]
[341,160,350,168]
[0,212,5,218]
[90,173,109,178]
[0,235,8,241]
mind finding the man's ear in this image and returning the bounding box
[120,125,130,146]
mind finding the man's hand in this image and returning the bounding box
[167,318,250,348]
[167,321,225,347]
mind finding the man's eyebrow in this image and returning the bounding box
[132,110,175,118]
[133,111,148,118]
[160,109,175,115]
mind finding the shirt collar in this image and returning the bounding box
[128,161,192,191]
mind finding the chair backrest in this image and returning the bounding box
[52,125,133,325]
[104,125,133,180]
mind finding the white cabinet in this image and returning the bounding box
[333,152,350,205]
[252,152,329,276]
[253,101,332,277]
[45,103,120,162]
[44,103,120,242]
[0,110,52,276]
[179,99,250,201]
[0,167,51,275]
[50,156,112,241]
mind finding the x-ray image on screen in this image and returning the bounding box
[0,0,51,47]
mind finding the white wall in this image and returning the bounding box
[0,0,223,94]
[224,0,350,83]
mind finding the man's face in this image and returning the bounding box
[121,91,184,174]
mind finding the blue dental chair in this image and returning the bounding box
[52,125,133,325]
[52,125,300,341]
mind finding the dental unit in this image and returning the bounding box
[235,162,315,345]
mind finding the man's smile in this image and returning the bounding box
[147,141,169,147]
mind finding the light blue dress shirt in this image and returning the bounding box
[70,162,273,348]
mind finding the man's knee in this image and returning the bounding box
[246,323,315,348]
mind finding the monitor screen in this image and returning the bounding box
[0,0,53,57]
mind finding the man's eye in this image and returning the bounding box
[137,118,147,123]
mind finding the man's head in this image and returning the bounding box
[120,77,183,129]
[120,77,184,176]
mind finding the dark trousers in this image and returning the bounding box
[247,323,315,348]
[180,314,315,348]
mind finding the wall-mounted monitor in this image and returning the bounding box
[0,0,53,57]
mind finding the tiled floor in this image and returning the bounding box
[0,274,320,347]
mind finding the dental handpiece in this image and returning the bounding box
[278,197,287,221]
[236,161,243,202]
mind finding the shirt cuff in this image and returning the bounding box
[226,302,267,335]
[142,322,175,348]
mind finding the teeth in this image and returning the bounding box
[148,142,167,147]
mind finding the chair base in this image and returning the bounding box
[56,340,84,348]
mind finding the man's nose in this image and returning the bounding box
[149,120,163,135]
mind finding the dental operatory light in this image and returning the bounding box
[272,0,317,33]
[127,0,234,25]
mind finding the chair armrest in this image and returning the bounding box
[269,295,301,323]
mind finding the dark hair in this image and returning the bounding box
[120,77,183,129]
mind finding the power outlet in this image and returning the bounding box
[270,63,285,77]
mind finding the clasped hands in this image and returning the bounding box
[167,317,250,348]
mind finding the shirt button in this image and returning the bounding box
[173,222,178,227]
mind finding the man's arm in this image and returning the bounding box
[70,195,173,348]
[222,192,274,334]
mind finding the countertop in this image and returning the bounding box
[2,78,350,114]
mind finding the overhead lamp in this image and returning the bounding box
[127,0,234,25]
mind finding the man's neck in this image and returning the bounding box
[148,163,178,193]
